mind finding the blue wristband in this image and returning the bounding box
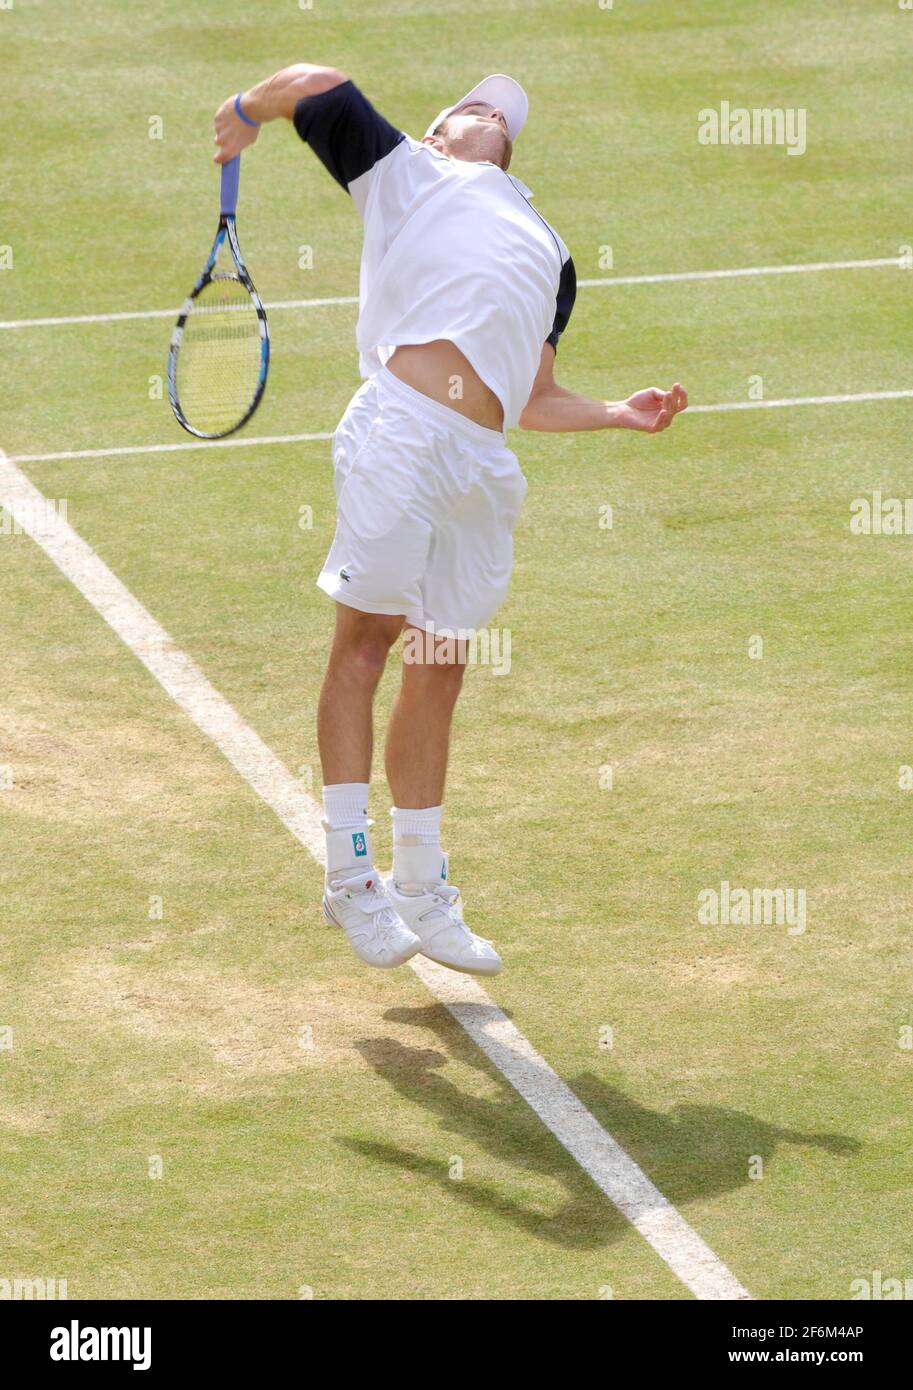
[234,93,260,128]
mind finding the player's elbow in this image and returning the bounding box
[297,65,348,96]
[518,391,549,431]
[279,65,347,118]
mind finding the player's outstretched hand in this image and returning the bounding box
[213,95,260,164]
[615,383,688,433]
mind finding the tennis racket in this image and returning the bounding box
[167,156,269,439]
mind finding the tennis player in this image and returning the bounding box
[214,67,687,976]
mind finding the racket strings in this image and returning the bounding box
[174,273,264,435]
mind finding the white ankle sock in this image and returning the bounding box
[391,804,443,845]
[391,805,445,887]
[322,782,369,831]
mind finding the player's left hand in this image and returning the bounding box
[615,383,688,433]
[213,95,260,164]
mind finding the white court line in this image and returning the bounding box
[0,256,903,330]
[9,388,911,465]
[10,432,334,464]
[688,389,913,413]
[0,444,750,1301]
[576,256,904,288]
[0,296,359,330]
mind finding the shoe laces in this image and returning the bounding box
[419,883,493,946]
[335,872,401,936]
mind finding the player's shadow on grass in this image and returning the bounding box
[339,1004,860,1250]
[568,1072,860,1212]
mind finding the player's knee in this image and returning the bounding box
[357,640,392,684]
[342,633,396,689]
[438,657,467,689]
[435,661,466,706]
[403,652,467,699]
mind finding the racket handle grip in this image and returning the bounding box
[220,156,240,216]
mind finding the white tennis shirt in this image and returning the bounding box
[294,81,576,429]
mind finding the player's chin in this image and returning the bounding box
[483,130,512,169]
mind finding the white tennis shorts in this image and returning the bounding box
[317,367,527,632]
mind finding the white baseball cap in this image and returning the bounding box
[423,74,529,142]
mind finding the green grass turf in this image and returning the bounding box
[2,0,912,1298]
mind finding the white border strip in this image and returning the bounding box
[577,256,903,288]
[0,446,750,1301]
[9,389,910,465]
[0,297,359,331]
[688,389,913,413]
[10,432,333,464]
[0,256,902,331]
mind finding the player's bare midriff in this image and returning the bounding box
[387,340,505,431]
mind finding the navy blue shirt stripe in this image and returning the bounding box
[293,80,404,192]
[546,254,576,350]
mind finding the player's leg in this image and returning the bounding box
[382,434,527,977]
[314,368,517,974]
[317,602,403,785]
[383,628,466,808]
[317,602,421,969]
[384,630,502,977]
[313,368,435,969]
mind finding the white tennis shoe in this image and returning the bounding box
[386,852,502,977]
[323,870,421,969]
[322,822,420,969]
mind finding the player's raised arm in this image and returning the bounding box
[519,342,688,434]
[213,65,347,162]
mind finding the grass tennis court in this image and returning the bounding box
[2,0,912,1299]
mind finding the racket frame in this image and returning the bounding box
[167,158,270,440]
